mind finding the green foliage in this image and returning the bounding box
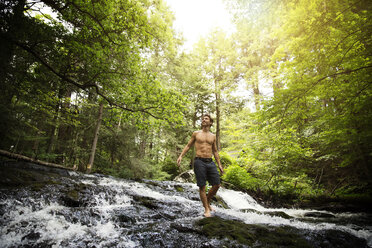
[0,0,186,176]
[1,0,370,206]
[217,0,372,203]
[222,164,261,191]
[161,156,179,180]
[219,151,235,168]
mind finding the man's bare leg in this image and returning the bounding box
[207,184,220,212]
[199,186,211,217]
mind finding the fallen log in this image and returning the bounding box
[0,149,74,171]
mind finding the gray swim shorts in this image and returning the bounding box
[193,157,220,187]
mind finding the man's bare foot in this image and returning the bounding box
[203,210,212,217]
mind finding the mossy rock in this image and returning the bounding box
[132,195,159,209]
[174,185,184,192]
[212,195,229,209]
[263,211,293,219]
[196,216,312,247]
[240,208,261,214]
[61,183,88,207]
[304,211,335,218]
[0,166,60,190]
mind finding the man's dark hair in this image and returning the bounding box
[202,114,213,126]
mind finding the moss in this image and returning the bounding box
[213,195,229,209]
[132,195,159,209]
[0,167,60,191]
[68,183,87,199]
[263,211,293,219]
[196,217,312,247]
[174,185,184,192]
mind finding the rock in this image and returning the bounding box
[304,211,335,218]
[240,208,261,214]
[22,231,41,241]
[196,216,313,248]
[174,185,184,192]
[61,195,81,208]
[313,229,368,248]
[212,195,229,209]
[173,170,195,184]
[132,195,159,210]
[60,183,89,208]
[264,211,293,219]
[170,223,200,234]
[117,214,136,225]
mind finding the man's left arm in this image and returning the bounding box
[212,138,224,175]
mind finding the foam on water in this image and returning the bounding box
[216,188,372,247]
[0,178,142,248]
[98,177,198,208]
[217,187,266,211]
[0,201,88,247]
[1,173,371,247]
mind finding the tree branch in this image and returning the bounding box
[281,65,372,118]
[7,37,167,120]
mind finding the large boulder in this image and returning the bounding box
[173,169,195,184]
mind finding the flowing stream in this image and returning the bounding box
[0,162,371,247]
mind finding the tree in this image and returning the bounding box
[224,0,371,197]
[0,0,186,175]
[193,29,239,150]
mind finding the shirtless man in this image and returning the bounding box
[177,114,224,217]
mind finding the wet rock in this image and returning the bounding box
[196,216,312,247]
[304,211,335,218]
[117,214,136,225]
[170,223,200,234]
[212,195,229,209]
[132,195,159,209]
[263,211,293,219]
[174,170,195,184]
[1,160,371,248]
[0,165,59,190]
[174,185,184,192]
[61,195,81,207]
[60,183,89,208]
[240,208,261,214]
[312,229,368,248]
[22,231,40,241]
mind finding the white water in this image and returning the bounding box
[217,187,372,247]
[1,175,371,247]
[98,178,372,246]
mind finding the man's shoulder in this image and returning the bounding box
[209,132,216,139]
[195,130,215,136]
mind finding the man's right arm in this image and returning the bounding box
[177,132,197,167]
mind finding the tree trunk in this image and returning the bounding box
[252,80,261,111]
[55,88,72,164]
[0,149,73,170]
[86,103,104,173]
[0,0,26,91]
[190,110,198,168]
[139,132,147,158]
[47,100,61,156]
[215,92,221,151]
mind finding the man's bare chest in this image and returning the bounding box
[195,132,214,145]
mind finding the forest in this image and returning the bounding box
[0,0,371,206]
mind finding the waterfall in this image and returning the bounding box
[0,165,371,248]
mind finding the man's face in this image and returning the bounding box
[202,116,211,127]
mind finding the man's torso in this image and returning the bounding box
[194,131,215,158]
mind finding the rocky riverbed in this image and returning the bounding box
[0,160,371,247]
